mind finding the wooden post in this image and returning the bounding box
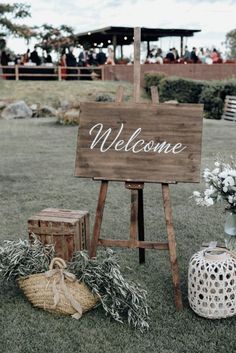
[112,35,117,62]
[120,45,123,59]
[147,41,150,58]
[15,65,19,81]
[180,36,184,57]
[133,27,141,103]
[162,183,183,310]
[58,66,62,81]
[138,189,145,263]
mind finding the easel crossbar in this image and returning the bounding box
[98,239,169,250]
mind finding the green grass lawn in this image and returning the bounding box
[0,99,236,352]
[0,80,137,107]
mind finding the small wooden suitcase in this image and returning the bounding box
[28,208,90,261]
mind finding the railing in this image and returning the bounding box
[0,65,104,81]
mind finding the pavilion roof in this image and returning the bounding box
[76,26,201,48]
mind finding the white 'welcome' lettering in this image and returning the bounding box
[89,123,187,154]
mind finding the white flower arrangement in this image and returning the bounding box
[193,159,236,211]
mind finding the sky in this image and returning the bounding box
[4,0,236,57]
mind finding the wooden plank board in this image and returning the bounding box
[75,102,203,183]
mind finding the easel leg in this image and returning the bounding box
[90,180,108,258]
[130,189,139,248]
[138,189,145,264]
[162,183,183,310]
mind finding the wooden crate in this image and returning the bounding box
[222,95,236,121]
[28,208,90,261]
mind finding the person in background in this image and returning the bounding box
[165,48,175,62]
[45,50,52,64]
[172,47,179,60]
[30,46,41,65]
[211,48,221,63]
[87,49,97,66]
[60,48,67,80]
[190,47,199,63]
[22,49,30,64]
[156,48,163,64]
[106,47,115,65]
[183,45,191,61]
[96,48,106,65]
[78,48,88,66]
[198,48,206,64]
[66,47,77,80]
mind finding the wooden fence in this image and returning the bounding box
[0,65,104,81]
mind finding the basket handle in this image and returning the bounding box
[203,248,233,261]
[49,257,67,270]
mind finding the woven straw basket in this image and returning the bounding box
[17,257,98,319]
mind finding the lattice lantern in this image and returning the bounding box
[188,248,236,319]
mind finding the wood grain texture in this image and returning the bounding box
[89,180,108,258]
[28,208,89,261]
[75,102,203,183]
[162,184,183,310]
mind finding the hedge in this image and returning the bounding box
[144,72,236,119]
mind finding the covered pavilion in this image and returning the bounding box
[76,26,201,59]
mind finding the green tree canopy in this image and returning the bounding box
[0,3,36,44]
[36,24,78,52]
[226,28,236,60]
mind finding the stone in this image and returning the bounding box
[30,104,40,118]
[64,109,80,124]
[60,99,70,110]
[163,100,179,105]
[38,105,58,117]
[1,101,32,119]
[0,101,7,110]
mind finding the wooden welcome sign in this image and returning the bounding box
[74,27,204,311]
[75,102,203,183]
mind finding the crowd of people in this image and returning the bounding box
[0,45,114,68]
[0,44,232,74]
[146,46,224,64]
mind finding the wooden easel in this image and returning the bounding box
[89,28,183,311]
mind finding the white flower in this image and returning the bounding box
[229,170,236,177]
[193,191,201,197]
[214,161,220,167]
[212,168,220,175]
[223,176,235,187]
[228,195,234,204]
[203,169,211,179]
[205,198,214,206]
[219,171,229,179]
[204,187,215,197]
[223,186,228,193]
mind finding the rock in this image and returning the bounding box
[39,105,57,117]
[64,109,80,124]
[58,108,80,125]
[95,93,114,102]
[163,100,179,105]
[0,101,7,110]
[1,101,32,119]
[30,104,40,118]
[60,99,70,110]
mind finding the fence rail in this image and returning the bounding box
[0,65,104,81]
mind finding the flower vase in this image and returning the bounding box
[224,211,236,251]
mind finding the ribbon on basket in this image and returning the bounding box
[45,257,83,320]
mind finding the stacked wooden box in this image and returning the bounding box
[28,208,90,261]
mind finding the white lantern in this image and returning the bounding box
[188,248,236,319]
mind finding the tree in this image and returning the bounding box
[226,29,236,60]
[36,24,78,52]
[0,3,36,44]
